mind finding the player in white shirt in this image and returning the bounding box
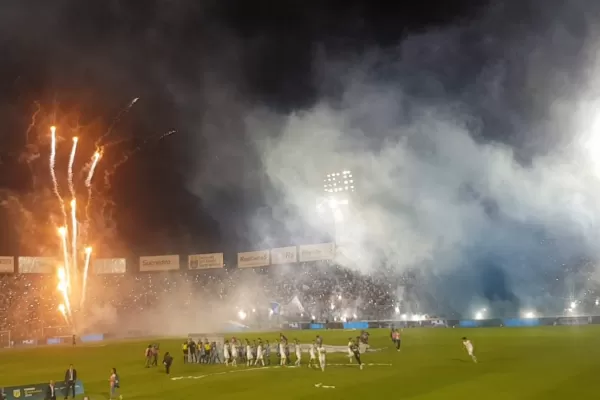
[318,344,326,371]
[279,341,287,366]
[223,341,231,366]
[246,341,254,366]
[294,339,302,366]
[255,342,265,366]
[347,338,354,364]
[230,340,238,367]
[462,337,477,363]
[308,342,317,368]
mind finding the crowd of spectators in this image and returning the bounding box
[0,262,401,341]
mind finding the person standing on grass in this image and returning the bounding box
[350,340,364,370]
[462,337,477,363]
[45,380,57,400]
[145,345,153,367]
[109,367,122,400]
[63,364,77,400]
[393,329,401,351]
[163,352,174,375]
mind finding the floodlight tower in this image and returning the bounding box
[317,169,356,244]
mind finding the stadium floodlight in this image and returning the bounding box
[330,303,335,310]
[238,310,247,321]
[412,314,422,321]
[353,313,357,319]
[252,308,256,313]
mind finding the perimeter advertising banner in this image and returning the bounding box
[238,250,269,268]
[188,253,224,270]
[5,380,85,400]
[17,257,56,274]
[270,246,297,265]
[93,258,127,274]
[139,254,180,272]
[0,256,14,273]
[298,243,335,262]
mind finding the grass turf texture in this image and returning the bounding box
[1,326,599,399]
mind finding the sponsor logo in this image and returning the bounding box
[142,259,172,265]
[0,259,12,264]
[240,254,268,262]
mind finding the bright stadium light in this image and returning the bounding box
[570,301,577,309]
[338,294,342,300]
[394,306,400,314]
[330,303,335,310]
[596,298,599,306]
[475,311,484,320]
[523,310,536,319]
[238,310,247,321]
[311,315,316,320]
[400,314,407,320]
[353,313,357,319]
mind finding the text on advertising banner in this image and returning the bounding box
[0,256,14,273]
[5,379,85,400]
[298,243,335,262]
[17,257,57,274]
[93,258,127,274]
[188,253,224,269]
[238,250,270,268]
[270,246,297,265]
[139,254,180,272]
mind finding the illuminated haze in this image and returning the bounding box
[213,1,600,317]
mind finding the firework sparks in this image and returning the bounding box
[68,137,78,198]
[58,226,71,297]
[50,126,67,222]
[95,97,140,146]
[80,247,92,308]
[57,267,72,319]
[70,199,78,281]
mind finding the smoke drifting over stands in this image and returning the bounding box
[0,262,400,341]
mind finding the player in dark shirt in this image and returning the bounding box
[350,341,364,370]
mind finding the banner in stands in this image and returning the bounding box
[298,242,335,262]
[139,254,180,272]
[17,257,56,273]
[93,258,126,274]
[238,250,269,268]
[188,253,224,269]
[270,246,297,265]
[0,256,14,273]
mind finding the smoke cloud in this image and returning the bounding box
[230,1,600,316]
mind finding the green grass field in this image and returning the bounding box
[1,326,599,399]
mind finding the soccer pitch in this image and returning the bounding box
[1,326,599,399]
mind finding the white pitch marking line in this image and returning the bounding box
[170,363,391,381]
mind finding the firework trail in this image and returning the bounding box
[49,126,67,222]
[83,151,101,243]
[95,97,139,147]
[25,102,41,144]
[57,267,72,321]
[70,199,78,281]
[58,226,72,303]
[80,247,92,308]
[68,137,78,198]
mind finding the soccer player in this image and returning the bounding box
[246,340,254,367]
[279,340,287,366]
[393,329,401,351]
[255,341,265,366]
[264,340,271,365]
[308,341,317,368]
[350,340,364,370]
[347,337,354,364]
[109,367,122,400]
[231,340,238,367]
[223,341,231,366]
[462,337,477,363]
[294,339,302,366]
[318,344,326,372]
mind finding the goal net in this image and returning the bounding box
[0,330,10,348]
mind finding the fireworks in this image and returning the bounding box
[50,126,101,329]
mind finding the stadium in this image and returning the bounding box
[6,1,600,400]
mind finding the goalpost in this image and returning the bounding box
[0,330,11,348]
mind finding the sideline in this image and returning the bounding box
[170,363,392,381]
